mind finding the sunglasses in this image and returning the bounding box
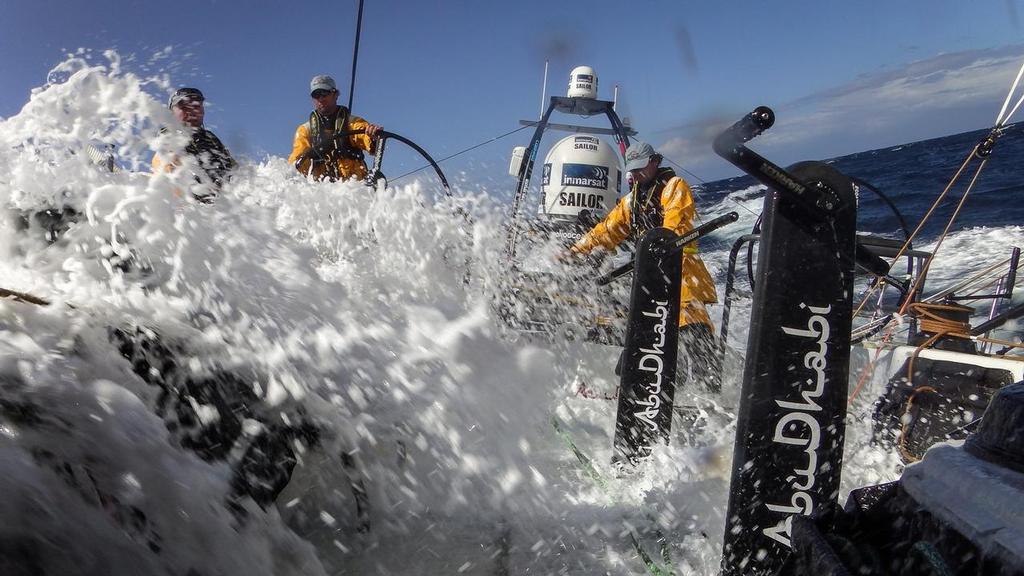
[311,89,334,99]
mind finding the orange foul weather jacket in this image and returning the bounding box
[288,108,376,182]
[570,168,718,328]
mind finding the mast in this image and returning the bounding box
[539,60,549,119]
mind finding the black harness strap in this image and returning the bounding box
[308,106,365,180]
[629,167,675,239]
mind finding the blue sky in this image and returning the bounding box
[2,0,1023,185]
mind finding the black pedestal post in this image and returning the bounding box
[721,162,858,575]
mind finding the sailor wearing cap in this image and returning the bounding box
[288,75,383,182]
[566,141,721,391]
[152,87,237,201]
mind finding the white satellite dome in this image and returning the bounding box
[541,134,622,219]
[567,65,598,99]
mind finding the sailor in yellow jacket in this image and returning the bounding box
[567,141,720,391]
[288,75,382,182]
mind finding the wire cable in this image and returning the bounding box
[391,125,531,183]
[994,60,1024,126]
[851,146,979,320]
[654,154,707,184]
[1003,94,1024,127]
[656,152,762,220]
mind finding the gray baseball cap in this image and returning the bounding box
[309,75,337,95]
[168,87,204,109]
[625,141,658,171]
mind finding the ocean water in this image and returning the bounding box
[697,121,1024,240]
[0,53,1021,575]
[693,121,1024,346]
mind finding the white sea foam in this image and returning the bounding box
[0,52,1019,575]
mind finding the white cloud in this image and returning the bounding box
[659,45,1024,180]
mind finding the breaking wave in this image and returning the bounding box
[1,52,1019,575]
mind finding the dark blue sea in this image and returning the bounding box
[695,122,1024,241]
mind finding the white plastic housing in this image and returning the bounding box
[541,135,621,219]
[567,66,598,99]
[509,146,526,177]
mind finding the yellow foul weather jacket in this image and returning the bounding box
[288,108,376,182]
[570,168,718,328]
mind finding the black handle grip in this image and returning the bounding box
[854,242,892,278]
[713,106,774,155]
[595,211,740,286]
[332,128,367,140]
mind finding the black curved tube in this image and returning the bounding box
[297,129,451,196]
[850,177,911,243]
[376,130,451,196]
[719,233,760,363]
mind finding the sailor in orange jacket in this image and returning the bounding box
[567,141,720,391]
[288,75,382,182]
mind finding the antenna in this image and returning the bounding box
[348,0,365,111]
[539,60,549,119]
[613,83,619,110]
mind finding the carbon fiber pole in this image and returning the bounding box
[611,227,683,468]
[347,0,365,111]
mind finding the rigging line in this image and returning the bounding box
[853,58,1023,317]
[657,154,707,184]
[975,335,1024,349]
[851,144,980,319]
[849,319,904,403]
[994,59,1024,126]
[390,125,531,183]
[851,242,1016,402]
[1002,92,1024,127]
[656,152,761,220]
[625,130,721,217]
[854,157,988,360]
[626,130,709,184]
[900,157,990,315]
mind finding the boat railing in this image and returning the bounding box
[852,247,1021,347]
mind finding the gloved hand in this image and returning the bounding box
[554,250,581,264]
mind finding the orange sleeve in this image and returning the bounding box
[288,123,314,175]
[570,197,632,254]
[150,153,184,198]
[660,177,696,235]
[346,115,376,154]
[151,152,179,174]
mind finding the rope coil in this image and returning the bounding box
[909,302,973,340]
[895,302,1024,462]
